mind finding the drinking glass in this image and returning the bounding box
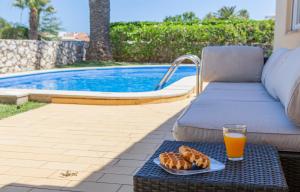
[223,124,247,161]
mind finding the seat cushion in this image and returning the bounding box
[264,47,300,126]
[173,83,300,152]
[198,82,276,102]
[202,46,264,82]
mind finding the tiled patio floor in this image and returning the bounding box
[0,99,191,192]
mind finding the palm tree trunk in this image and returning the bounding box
[87,0,112,61]
[29,7,39,40]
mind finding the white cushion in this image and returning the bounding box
[197,82,276,102]
[266,47,300,125]
[262,48,289,87]
[202,46,264,82]
[173,83,300,152]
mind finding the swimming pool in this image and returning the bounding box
[0,66,196,92]
[0,65,197,105]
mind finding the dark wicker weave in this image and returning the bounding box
[279,151,300,192]
[134,141,288,192]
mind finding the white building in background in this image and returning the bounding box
[59,32,90,42]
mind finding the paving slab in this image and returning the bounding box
[0,99,191,191]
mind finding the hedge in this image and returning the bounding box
[110,19,274,63]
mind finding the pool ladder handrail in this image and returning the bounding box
[155,54,202,95]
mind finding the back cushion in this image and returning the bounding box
[202,46,264,82]
[262,48,289,86]
[263,48,290,99]
[266,47,300,126]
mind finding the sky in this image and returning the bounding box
[0,0,276,33]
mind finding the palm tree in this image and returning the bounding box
[13,0,54,40]
[87,0,112,61]
[216,6,236,19]
[203,12,216,20]
[237,9,250,19]
[164,12,200,23]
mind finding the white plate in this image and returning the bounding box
[153,157,225,175]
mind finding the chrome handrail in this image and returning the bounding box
[155,54,202,95]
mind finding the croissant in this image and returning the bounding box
[179,145,210,169]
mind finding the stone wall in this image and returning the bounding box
[0,40,87,74]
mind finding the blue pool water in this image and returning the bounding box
[0,66,196,92]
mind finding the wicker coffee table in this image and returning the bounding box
[134,141,288,192]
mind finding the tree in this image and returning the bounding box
[0,17,28,39]
[216,6,236,19]
[0,18,10,29]
[237,9,250,19]
[1,25,28,39]
[87,0,112,61]
[204,6,251,20]
[164,12,200,23]
[13,0,55,40]
[0,18,12,38]
[39,12,62,40]
[203,12,217,20]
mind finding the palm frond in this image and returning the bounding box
[13,0,27,9]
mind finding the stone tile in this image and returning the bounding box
[49,170,104,182]
[124,146,157,155]
[103,152,149,161]
[0,175,21,185]
[66,181,120,192]
[115,160,146,168]
[5,167,56,178]
[90,146,127,153]
[98,174,133,185]
[0,166,13,174]
[138,138,165,144]
[33,154,78,163]
[0,99,191,191]
[16,177,70,189]
[30,189,65,192]
[41,162,90,171]
[19,141,56,148]
[0,158,46,168]
[0,186,32,192]
[117,185,133,192]
[53,144,93,150]
[75,157,118,167]
[64,150,105,158]
[0,146,66,155]
[102,166,136,175]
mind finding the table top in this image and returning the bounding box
[134,141,288,191]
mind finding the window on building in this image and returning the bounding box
[292,0,300,30]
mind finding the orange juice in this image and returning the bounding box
[224,132,246,159]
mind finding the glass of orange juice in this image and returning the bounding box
[223,124,247,161]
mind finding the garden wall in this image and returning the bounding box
[0,40,87,74]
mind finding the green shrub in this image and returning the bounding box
[1,26,28,39]
[110,19,274,62]
[0,17,11,38]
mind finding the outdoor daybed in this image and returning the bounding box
[173,46,300,190]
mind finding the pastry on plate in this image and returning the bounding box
[179,145,210,169]
[159,152,192,170]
